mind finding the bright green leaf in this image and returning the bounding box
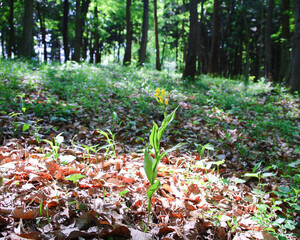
[147,180,161,200]
[144,150,154,184]
[65,174,85,184]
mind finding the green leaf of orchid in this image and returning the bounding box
[147,180,161,200]
[144,150,154,184]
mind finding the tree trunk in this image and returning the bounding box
[208,0,219,74]
[94,5,101,64]
[182,0,198,79]
[21,0,34,58]
[8,0,15,58]
[51,33,61,62]
[123,0,132,66]
[181,19,187,69]
[265,0,274,80]
[219,0,235,75]
[290,0,300,92]
[198,0,209,74]
[138,0,149,66]
[74,0,90,62]
[62,0,69,62]
[242,0,250,87]
[36,2,47,63]
[154,0,161,70]
[89,29,94,63]
[279,0,290,82]
[82,33,88,60]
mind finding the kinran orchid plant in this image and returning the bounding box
[143,88,182,232]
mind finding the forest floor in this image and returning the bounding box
[0,60,299,240]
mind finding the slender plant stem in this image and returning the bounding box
[145,198,151,232]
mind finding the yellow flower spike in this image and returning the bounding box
[159,96,163,103]
[165,99,168,105]
[154,93,159,98]
[155,88,160,94]
[161,89,165,97]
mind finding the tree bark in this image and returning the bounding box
[36,2,47,63]
[208,0,219,74]
[21,0,34,58]
[89,30,94,63]
[138,0,149,66]
[290,0,300,92]
[219,0,235,75]
[279,0,290,82]
[74,0,90,62]
[154,0,161,70]
[242,0,250,87]
[8,0,15,58]
[62,0,70,62]
[94,5,101,64]
[265,0,274,80]
[182,0,198,79]
[123,0,132,66]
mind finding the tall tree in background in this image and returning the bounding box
[242,0,250,86]
[290,0,300,92]
[264,0,274,80]
[36,2,47,62]
[7,0,15,58]
[208,0,219,74]
[94,5,101,64]
[20,0,34,58]
[62,0,69,62]
[123,0,132,66]
[74,0,90,62]
[138,0,149,66]
[279,0,290,82]
[154,0,161,70]
[182,0,198,79]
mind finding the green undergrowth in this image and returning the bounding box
[1,59,299,152]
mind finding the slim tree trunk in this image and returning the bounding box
[265,0,274,80]
[208,0,219,74]
[279,0,290,82]
[74,0,90,62]
[290,0,300,92]
[182,0,198,79]
[138,0,149,66]
[8,0,15,58]
[89,30,94,63]
[21,0,34,58]
[36,2,47,63]
[181,19,187,69]
[242,0,250,87]
[219,0,235,75]
[62,0,69,62]
[94,5,101,64]
[123,0,132,66]
[154,0,161,70]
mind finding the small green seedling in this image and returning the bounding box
[195,143,214,159]
[244,161,276,192]
[43,133,64,162]
[208,159,225,176]
[65,174,85,187]
[119,189,129,197]
[97,130,117,158]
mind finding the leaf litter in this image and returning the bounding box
[0,63,299,239]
